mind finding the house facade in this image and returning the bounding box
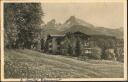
[44,31,93,56]
[44,34,65,54]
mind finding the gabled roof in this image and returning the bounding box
[47,34,65,41]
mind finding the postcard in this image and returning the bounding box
[0,0,127,81]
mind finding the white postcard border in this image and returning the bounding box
[1,0,127,81]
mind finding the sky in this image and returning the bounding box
[41,2,124,29]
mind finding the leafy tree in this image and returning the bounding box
[90,36,117,59]
[75,39,81,56]
[4,3,44,49]
[4,3,18,48]
[90,47,102,59]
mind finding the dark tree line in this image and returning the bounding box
[88,36,124,61]
[4,3,44,49]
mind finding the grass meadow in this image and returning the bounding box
[4,49,124,78]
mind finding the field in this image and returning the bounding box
[4,49,124,79]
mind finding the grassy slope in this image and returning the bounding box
[4,49,123,78]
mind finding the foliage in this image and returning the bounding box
[104,49,116,60]
[89,47,102,59]
[89,36,117,59]
[4,3,44,49]
[75,39,81,56]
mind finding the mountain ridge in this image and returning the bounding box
[43,16,123,39]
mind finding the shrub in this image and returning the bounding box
[104,49,116,60]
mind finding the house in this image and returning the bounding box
[44,31,92,56]
[45,34,65,54]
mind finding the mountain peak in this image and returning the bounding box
[61,16,94,30]
[69,16,76,21]
[46,19,56,28]
[65,16,78,25]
